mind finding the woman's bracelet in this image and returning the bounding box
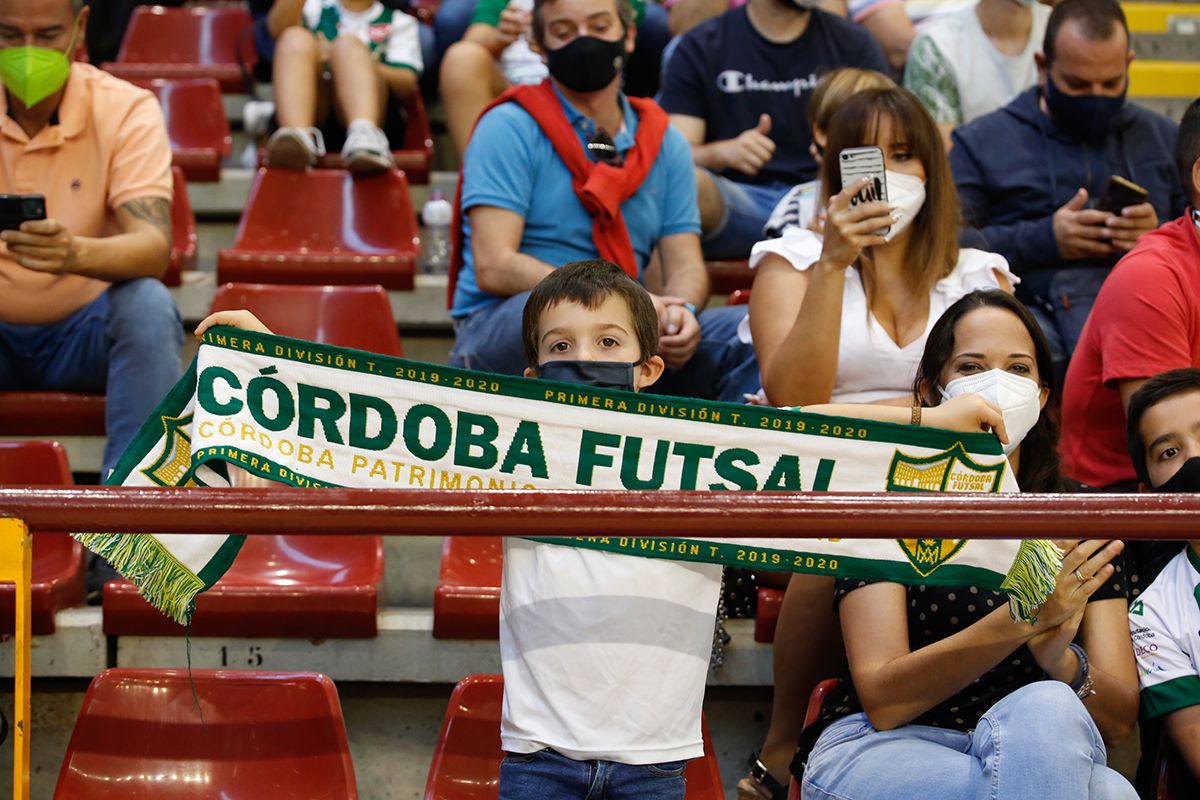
[910,405,921,426]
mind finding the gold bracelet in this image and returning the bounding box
[911,405,921,426]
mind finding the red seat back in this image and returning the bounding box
[139,77,232,182]
[727,289,751,306]
[706,260,753,295]
[788,678,841,800]
[54,669,357,799]
[424,674,723,800]
[107,6,257,92]
[210,283,403,356]
[432,536,503,639]
[216,168,419,290]
[165,165,197,286]
[0,442,85,630]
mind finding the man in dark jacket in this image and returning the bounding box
[950,0,1186,376]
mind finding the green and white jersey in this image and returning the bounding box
[1130,546,1200,720]
[303,0,423,74]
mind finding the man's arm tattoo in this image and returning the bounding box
[120,196,173,246]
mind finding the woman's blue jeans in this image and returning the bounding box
[802,681,1137,800]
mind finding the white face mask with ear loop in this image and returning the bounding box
[939,369,1042,456]
[883,170,926,242]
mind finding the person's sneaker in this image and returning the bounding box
[265,126,325,169]
[342,121,395,174]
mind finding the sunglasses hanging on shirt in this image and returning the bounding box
[587,131,623,166]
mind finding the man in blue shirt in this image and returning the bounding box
[450,0,757,402]
[950,0,1186,378]
[660,0,888,260]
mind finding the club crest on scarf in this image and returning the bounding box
[886,442,1008,577]
[142,415,199,487]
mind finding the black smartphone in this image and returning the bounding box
[1095,176,1149,215]
[0,194,46,232]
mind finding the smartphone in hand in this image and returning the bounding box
[1095,175,1149,216]
[839,146,889,236]
[0,194,46,232]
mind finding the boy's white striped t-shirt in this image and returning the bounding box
[499,538,723,764]
[1130,546,1200,720]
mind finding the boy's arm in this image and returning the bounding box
[1165,705,1200,783]
[464,0,527,57]
[379,14,423,98]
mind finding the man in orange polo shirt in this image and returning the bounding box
[0,0,182,482]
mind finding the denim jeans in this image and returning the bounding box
[801,681,1137,800]
[0,278,184,478]
[702,174,792,260]
[499,748,686,800]
[1025,266,1110,387]
[449,293,760,403]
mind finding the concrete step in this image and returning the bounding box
[1132,31,1200,59]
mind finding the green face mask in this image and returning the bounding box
[0,18,78,109]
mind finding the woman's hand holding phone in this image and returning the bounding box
[818,177,895,272]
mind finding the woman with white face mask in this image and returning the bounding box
[740,88,1020,799]
[793,290,1140,800]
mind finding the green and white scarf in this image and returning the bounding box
[75,328,1061,626]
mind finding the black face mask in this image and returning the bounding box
[1153,456,1200,493]
[1042,74,1126,142]
[545,34,627,93]
[537,360,636,391]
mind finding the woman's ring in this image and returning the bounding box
[1073,568,1087,585]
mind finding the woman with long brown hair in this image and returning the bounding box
[740,87,1017,799]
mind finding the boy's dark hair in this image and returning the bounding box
[532,0,634,47]
[1177,98,1200,206]
[522,259,659,368]
[1043,0,1128,66]
[1126,369,1200,486]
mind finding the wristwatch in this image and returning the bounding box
[1068,643,1096,699]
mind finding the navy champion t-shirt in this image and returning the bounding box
[659,7,888,187]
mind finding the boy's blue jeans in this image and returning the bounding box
[450,293,760,404]
[499,748,686,800]
[0,278,183,478]
[801,681,1137,800]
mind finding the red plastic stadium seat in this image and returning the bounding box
[164,166,198,287]
[755,586,783,643]
[727,288,751,306]
[0,393,104,436]
[433,537,502,639]
[217,168,419,289]
[103,534,385,636]
[424,675,724,800]
[54,669,357,799]
[104,284,394,636]
[209,283,403,356]
[787,679,840,800]
[0,442,85,634]
[1153,734,1200,800]
[103,6,257,93]
[136,78,232,182]
[707,260,753,295]
[312,92,435,185]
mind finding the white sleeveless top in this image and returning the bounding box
[744,227,1019,404]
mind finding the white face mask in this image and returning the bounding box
[939,369,1042,456]
[1192,207,1199,235]
[883,170,926,242]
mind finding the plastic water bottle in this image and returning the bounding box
[420,190,453,275]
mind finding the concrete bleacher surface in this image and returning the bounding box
[0,1,1196,797]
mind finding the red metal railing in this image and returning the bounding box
[1,488,1197,538]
